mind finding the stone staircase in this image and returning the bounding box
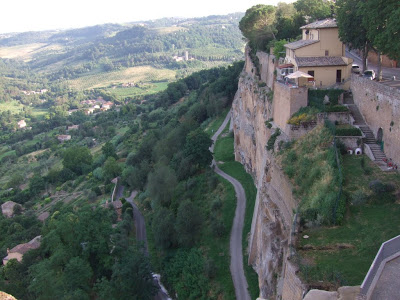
[346,103,388,164]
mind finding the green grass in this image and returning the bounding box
[0,100,25,114]
[105,82,169,99]
[0,100,48,120]
[67,66,176,90]
[214,121,260,299]
[202,178,236,299]
[214,135,234,162]
[297,155,400,286]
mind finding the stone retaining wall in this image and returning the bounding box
[351,75,400,166]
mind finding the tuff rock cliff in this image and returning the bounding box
[231,49,304,299]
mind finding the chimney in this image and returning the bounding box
[7,248,10,254]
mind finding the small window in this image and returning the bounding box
[308,71,315,77]
[325,50,329,56]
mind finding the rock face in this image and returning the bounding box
[232,49,303,299]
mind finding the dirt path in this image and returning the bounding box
[210,111,251,300]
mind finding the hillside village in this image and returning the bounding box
[0,1,399,299]
[233,17,400,300]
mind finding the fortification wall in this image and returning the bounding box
[351,75,400,166]
[257,51,277,90]
[273,82,308,131]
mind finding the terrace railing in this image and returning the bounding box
[359,234,400,299]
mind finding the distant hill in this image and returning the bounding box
[0,13,245,83]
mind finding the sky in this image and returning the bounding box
[0,0,295,34]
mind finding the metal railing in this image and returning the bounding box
[360,234,400,299]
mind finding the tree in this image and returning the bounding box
[336,0,371,72]
[29,174,45,196]
[275,2,304,40]
[183,128,213,170]
[175,200,202,247]
[272,39,288,58]
[294,0,332,21]
[152,207,176,249]
[62,146,93,175]
[359,0,400,79]
[239,5,277,51]
[102,141,117,159]
[107,245,158,300]
[103,157,122,181]
[147,165,177,207]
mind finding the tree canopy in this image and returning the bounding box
[62,146,92,175]
[239,5,277,51]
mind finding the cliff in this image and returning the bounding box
[232,49,304,299]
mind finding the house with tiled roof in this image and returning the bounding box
[3,236,41,265]
[283,18,353,89]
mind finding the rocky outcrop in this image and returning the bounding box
[232,49,303,299]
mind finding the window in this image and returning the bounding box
[325,50,329,56]
[308,71,315,77]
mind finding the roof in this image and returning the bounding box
[278,63,294,69]
[300,19,337,29]
[296,56,348,67]
[285,39,319,50]
[1,201,17,211]
[9,236,41,255]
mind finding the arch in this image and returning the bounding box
[377,128,383,143]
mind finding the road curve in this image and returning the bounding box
[117,190,171,300]
[210,111,251,300]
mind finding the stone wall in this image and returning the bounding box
[351,75,400,166]
[257,51,277,90]
[317,111,351,125]
[273,82,308,131]
[281,261,305,300]
[367,50,397,68]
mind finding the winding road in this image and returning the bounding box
[210,111,251,300]
[114,187,170,300]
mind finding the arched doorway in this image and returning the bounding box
[377,128,383,151]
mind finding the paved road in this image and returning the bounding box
[346,50,400,80]
[210,111,251,300]
[115,189,171,300]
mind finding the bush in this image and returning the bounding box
[266,128,280,151]
[211,197,223,211]
[335,127,362,136]
[369,180,386,194]
[351,190,368,206]
[92,186,102,196]
[287,107,320,125]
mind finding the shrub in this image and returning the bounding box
[287,107,319,125]
[266,128,280,151]
[369,180,386,194]
[211,197,223,211]
[351,190,368,206]
[335,127,362,136]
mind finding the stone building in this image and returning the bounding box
[283,19,353,89]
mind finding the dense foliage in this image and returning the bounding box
[282,125,345,225]
[239,0,332,53]
[0,61,244,299]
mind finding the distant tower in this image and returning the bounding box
[185,51,189,61]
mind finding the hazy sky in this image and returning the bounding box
[1,0,295,34]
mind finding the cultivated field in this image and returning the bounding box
[67,66,176,90]
[0,43,64,61]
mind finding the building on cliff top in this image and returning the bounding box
[283,18,353,89]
